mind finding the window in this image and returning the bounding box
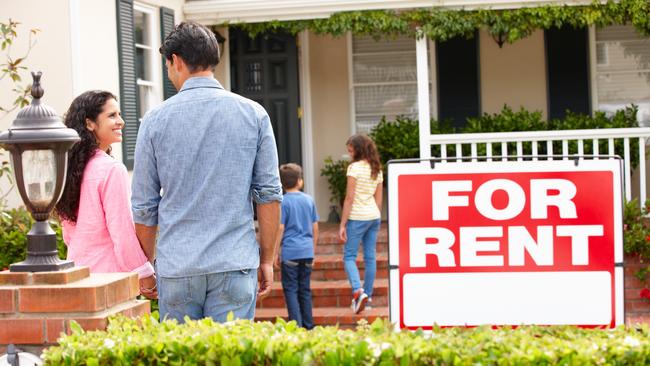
[117,0,172,169]
[595,25,650,126]
[134,4,162,120]
[351,35,419,133]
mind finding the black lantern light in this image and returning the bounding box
[0,72,80,272]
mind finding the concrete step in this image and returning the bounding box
[255,306,388,328]
[257,279,388,309]
[274,254,388,281]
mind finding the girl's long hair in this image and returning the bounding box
[55,91,116,223]
[346,134,382,180]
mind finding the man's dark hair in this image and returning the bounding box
[159,21,220,72]
[280,163,303,190]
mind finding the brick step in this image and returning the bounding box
[274,254,388,281]
[255,306,388,328]
[314,223,388,255]
[315,241,388,255]
[257,279,388,309]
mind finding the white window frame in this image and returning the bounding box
[134,2,163,119]
[347,32,437,136]
[589,24,650,128]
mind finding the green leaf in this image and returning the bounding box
[68,320,83,334]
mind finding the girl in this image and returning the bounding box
[338,134,383,314]
[56,91,156,298]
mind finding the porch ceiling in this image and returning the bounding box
[184,0,595,25]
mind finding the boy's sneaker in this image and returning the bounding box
[353,292,368,314]
[365,297,373,310]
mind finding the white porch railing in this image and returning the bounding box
[425,127,650,205]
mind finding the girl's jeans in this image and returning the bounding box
[343,219,380,298]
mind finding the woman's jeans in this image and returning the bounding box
[281,258,314,329]
[343,219,380,298]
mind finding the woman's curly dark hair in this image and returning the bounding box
[55,90,117,223]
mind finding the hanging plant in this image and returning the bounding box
[228,0,650,43]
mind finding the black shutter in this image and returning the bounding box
[436,32,481,128]
[116,0,139,169]
[545,26,591,119]
[160,7,176,100]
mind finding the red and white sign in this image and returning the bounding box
[387,159,624,329]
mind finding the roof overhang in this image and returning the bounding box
[184,0,596,25]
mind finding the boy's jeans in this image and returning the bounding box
[281,259,314,329]
[157,269,257,323]
[343,219,380,298]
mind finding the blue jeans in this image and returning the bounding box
[157,269,257,323]
[343,219,380,298]
[281,259,314,329]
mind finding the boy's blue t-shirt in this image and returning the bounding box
[281,191,319,261]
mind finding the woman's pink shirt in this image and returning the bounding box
[62,150,154,279]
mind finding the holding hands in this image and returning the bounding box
[139,274,158,299]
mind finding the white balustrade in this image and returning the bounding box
[425,127,650,206]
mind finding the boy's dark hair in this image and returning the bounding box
[280,163,303,190]
[159,21,220,72]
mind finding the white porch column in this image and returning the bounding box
[298,30,315,196]
[416,34,431,159]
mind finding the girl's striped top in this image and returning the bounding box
[347,160,382,220]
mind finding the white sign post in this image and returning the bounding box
[388,159,624,329]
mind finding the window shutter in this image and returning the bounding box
[160,7,176,100]
[545,26,591,119]
[116,0,139,169]
[436,33,480,128]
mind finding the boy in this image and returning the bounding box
[276,163,319,329]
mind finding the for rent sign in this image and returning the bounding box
[387,159,624,329]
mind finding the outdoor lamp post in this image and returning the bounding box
[0,71,80,272]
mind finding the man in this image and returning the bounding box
[131,21,282,323]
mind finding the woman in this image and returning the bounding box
[56,91,156,298]
[338,134,383,314]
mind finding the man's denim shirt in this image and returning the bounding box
[131,77,282,278]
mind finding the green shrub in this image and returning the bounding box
[624,199,650,283]
[463,106,547,133]
[369,116,456,169]
[43,316,650,365]
[0,207,66,270]
[320,157,349,209]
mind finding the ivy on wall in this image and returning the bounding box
[229,0,650,43]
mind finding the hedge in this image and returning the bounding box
[43,316,650,365]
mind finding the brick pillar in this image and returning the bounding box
[0,267,149,354]
[624,254,650,325]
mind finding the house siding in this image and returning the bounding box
[480,29,548,119]
[309,33,352,220]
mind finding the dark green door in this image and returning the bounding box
[229,28,302,165]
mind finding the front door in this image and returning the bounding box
[229,28,302,165]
